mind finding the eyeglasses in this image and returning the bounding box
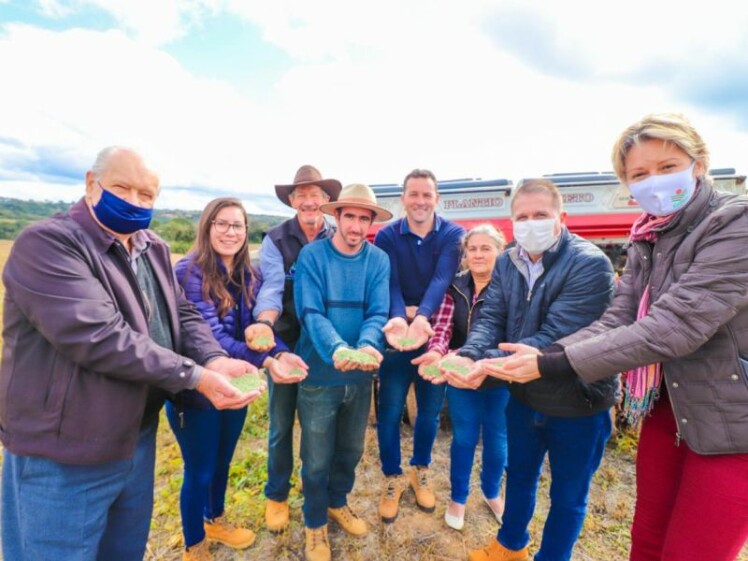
[212,220,247,234]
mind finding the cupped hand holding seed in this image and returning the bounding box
[401,314,434,351]
[245,323,275,352]
[383,317,409,349]
[264,352,308,383]
[439,353,486,389]
[412,350,445,384]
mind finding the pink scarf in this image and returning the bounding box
[622,211,678,424]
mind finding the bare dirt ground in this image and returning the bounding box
[146,394,748,561]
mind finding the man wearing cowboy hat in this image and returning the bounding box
[250,165,342,532]
[292,184,392,561]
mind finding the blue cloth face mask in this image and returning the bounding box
[92,183,154,234]
[628,163,697,216]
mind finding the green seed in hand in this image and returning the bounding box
[230,374,264,392]
[335,348,379,365]
[439,360,470,376]
[423,364,443,379]
[251,335,273,347]
[289,368,305,376]
[398,337,417,347]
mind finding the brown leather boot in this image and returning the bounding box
[378,475,404,523]
[203,516,255,549]
[304,525,331,561]
[182,538,213,561]
[265,499,290,532]
[468,539,530,561]
[328,505,369,536]
[407,466,436,512]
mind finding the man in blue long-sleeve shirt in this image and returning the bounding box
[294,184,392,561]
[373,169,464,523]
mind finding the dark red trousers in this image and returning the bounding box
[630,397,748,561]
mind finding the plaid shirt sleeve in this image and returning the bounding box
[428,292,455,355]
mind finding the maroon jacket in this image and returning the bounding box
[0,199,224,464]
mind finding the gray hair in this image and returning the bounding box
[90,145,150,179]
[460,223,506,271]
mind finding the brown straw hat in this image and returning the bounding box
[320,183,393,223]
[274,165,342,207]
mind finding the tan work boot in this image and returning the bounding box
[407,466,436,512]
[183,538,213,561]
[304,525,331,561]
[378,475,404,523]
[328,505,369,536]
[204,516,255,549]
[265,499,290,532]
[468,539,530,561]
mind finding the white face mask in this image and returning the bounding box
[512,218,558,255]
[628,162,697,217]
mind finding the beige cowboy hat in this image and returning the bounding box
[274,165,342,207]
[320,183,393,223]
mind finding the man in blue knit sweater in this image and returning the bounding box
[293,184,392,561]
[374,169,465,522]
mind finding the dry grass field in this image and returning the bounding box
[0,238,746,561]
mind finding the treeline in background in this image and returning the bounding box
[0,198,286,254]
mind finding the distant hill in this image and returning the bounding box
[0,197,286,253]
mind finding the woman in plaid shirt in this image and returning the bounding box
[412,224,509,531]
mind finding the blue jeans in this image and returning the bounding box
[498,398,612,561]
[165,402,247,547]
[1,421,157,561]
[377,348,446,476]
[264,378,299,501]
[447,384,509,504]
[297,380,372,528]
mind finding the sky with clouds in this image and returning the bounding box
[1,0,747,215]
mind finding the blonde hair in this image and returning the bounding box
[460,224,506,271]
[611,113,710,183]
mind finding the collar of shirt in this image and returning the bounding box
[399,214,443,237]
[127,230,152,273]
[517,246,546,291]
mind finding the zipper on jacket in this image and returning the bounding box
[234,303,242,341]
[664,379,682,447]
[452,281,486,343]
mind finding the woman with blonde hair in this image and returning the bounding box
[495,113,748,561]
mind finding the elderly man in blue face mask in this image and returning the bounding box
[0,146,263,561]
[441,178,618,561]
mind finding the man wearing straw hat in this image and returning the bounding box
[292,184,392,561]
[250,165,342,532]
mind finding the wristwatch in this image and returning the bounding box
[256,319,274,329]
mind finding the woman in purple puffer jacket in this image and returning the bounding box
[168,197,308,561]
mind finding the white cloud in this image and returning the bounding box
[1,1,748,211]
